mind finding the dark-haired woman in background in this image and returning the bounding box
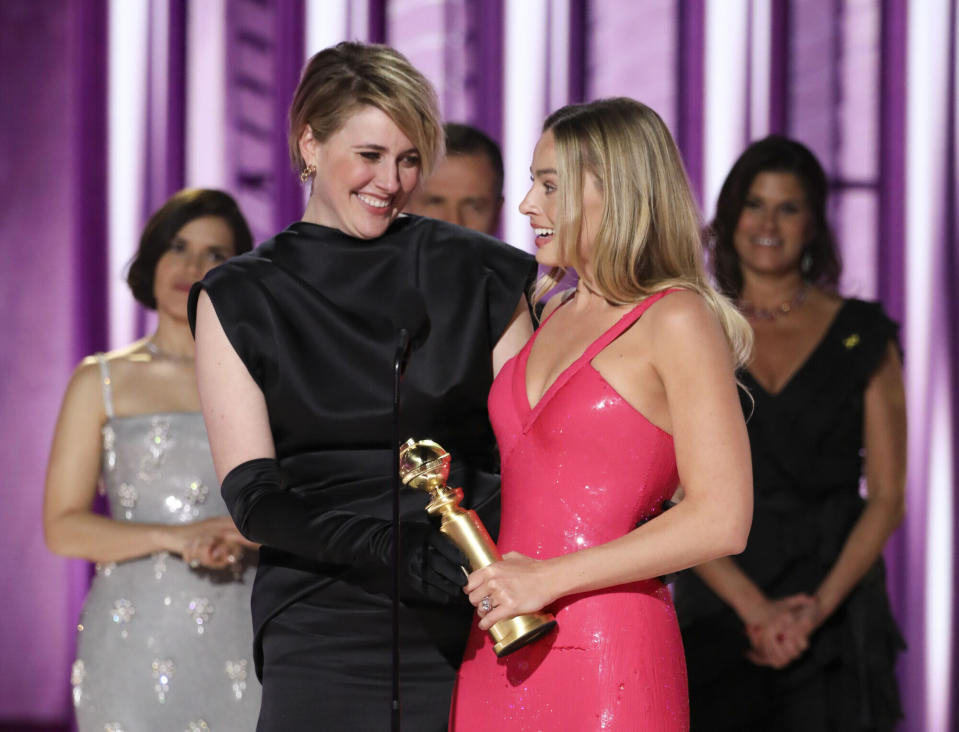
[44,189,261,730]
[674,136,906,731]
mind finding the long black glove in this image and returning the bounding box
[221,457,470,602]
[399,521,471,603]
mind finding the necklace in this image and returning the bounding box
[739,283,810,321]
[146,337,194,363]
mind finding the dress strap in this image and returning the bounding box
[582,288,679,361]
[94,354,115,419]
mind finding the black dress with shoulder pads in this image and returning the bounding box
[188,215,536,731]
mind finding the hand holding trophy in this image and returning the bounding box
[399,438,557,656]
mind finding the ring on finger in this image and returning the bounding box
[479,596,492,614]
[189,559,200,569]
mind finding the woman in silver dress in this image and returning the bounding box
[44,189,261,730]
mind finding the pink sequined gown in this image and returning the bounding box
[450,291,689,731]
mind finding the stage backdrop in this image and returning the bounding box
[1,1,955,730]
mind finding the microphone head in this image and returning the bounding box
[393,287,430,351]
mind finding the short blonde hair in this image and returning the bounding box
[288,42,444,177]
[537,97,752,367]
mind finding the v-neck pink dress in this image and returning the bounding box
[450,291,689,731]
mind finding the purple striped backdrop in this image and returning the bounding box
[677,0,705,203]
[0,0,109,722]
[1,1,954,729]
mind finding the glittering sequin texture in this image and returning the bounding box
[452,293,689,731]
[73,411,259,730]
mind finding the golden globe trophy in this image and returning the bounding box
[398,438,557,657]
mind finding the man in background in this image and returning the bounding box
[406,122,504,236]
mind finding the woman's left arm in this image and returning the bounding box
[468,292,753,628]
[796,340,907,631]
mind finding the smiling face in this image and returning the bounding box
[519,131,560,266]
[154,216,235,322]
[733,171,813,278]
[519,130,604,273]
[300,105,422,239]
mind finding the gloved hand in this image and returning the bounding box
[220,458,473,602]
[400,523,471,604]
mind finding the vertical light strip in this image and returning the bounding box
[306,0,349,56]
[547,0,571,113]
[503,0,548,252]
[185,0,226,188]
[748,0,771,139]
[108,0,149,348]
[147,0,170,205]
[906,2,954,730]
[349,0,370,42]
[703,0,749,218]
[926,377,955,732]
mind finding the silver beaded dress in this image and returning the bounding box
[70,356,260,731]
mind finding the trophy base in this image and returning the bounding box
[490,612,558,657]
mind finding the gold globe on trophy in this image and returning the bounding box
[398,438,557,656]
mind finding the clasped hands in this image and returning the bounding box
[176,516,257,570]
[744,593,822,669]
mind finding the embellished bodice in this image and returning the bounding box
[99,413,224,526]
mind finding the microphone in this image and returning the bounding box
[390,287,429,731]
[392,288,430,376]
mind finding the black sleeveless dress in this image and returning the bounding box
[674,299,905,731]
[189,216,536,730]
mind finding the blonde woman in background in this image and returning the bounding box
[450,98,753,731]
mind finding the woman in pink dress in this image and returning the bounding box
[450,98,754,731]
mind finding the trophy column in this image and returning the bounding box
[399,438,557,657]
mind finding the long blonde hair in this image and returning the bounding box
[534,97,752,368]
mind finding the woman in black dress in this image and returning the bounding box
[674,136,906,730]
[189,42,535,730]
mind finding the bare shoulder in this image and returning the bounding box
[636,290,734,377]
[103,340,150,361]
[72,355,106,391]
[60,355,110,423]
[644,289,721,336]
[84,340,152,383]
